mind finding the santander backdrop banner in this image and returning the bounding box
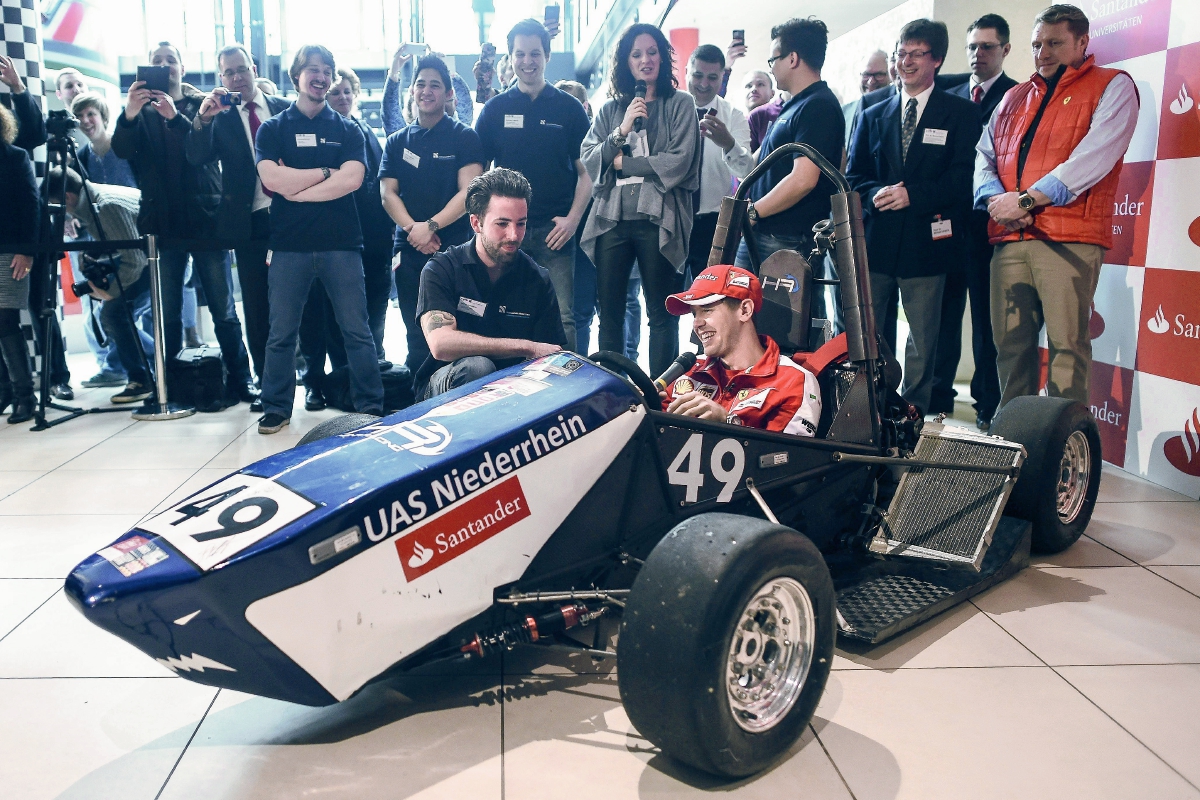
[1075,0,1200,496]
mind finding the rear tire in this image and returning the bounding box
[617,513,835,778]
[991,396,1101,553]
[297,412,380,447]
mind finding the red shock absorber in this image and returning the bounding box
[461,603,603,659]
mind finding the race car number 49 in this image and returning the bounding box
[139,475,319,571]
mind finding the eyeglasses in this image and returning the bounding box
[860,70,889,79]
[966,42,1002,53]
[895,48,931,61]
[221,65,251,79]
[766,52,790,68]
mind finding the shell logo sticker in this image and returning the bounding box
[1164,409,1200,478]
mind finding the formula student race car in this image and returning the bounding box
[66,146,1103,779]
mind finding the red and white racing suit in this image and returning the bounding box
[662,335,822,436]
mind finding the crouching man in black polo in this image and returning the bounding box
[415,168,566,399]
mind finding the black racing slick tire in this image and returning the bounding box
[991,396,1102,553]
[297,412,381,447]
[617,513,836,778]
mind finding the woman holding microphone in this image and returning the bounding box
[580,23,700,377]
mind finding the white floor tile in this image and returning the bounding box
[0,590,174,678]
[0,578,60,638]
[1058,664,1200,787]
[1099,464,1194,503]
[0,677,217,800]
[815,667,1200,800]
[1030,533,1138,568]
[974,566,1200,666]
[157,676,502,800]
[0,470,46,501]
[0,515,141,578]
[835,601,1040,670]
[0,434,117,471]
[0,468,195,516]
[204,432,307,469]
[501,675,853,799]
[1088,501,1200,565]
[61,435,236,471]
[1149,566,1200,599]
[114,415,259,438]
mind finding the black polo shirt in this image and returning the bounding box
[255,102,367,252]
[379,114,485,251]
[474,83,589,224]
[747,81,844,239]
[414,237,567,389]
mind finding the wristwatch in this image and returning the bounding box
[426,219,440,234]
[610,129,628,147]
[1017,191,1036,211]
[746,201,759,225]
[320,166,331,180]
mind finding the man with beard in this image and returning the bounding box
[414,168,566,399]
[254,44,384,433]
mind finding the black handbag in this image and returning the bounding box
[167,345,233,413]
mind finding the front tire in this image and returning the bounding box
[296,412,380,447]
[991,396,1102,553]
[617,513,835,778]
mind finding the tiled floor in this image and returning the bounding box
[2,358,1200,799]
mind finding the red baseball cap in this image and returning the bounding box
[665,265,762,316]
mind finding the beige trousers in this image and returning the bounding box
[990,239,1104,407]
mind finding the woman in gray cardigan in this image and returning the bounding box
[580,23,700,377]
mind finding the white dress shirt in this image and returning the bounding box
[237,88,271,212]
[900,82,936,131]
[694,94,755,215]
[969,72,1003,101]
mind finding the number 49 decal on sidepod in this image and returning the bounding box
[138,475,318,571]
[667,434,746,504]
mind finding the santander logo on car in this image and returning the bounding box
[1164,408,1200,478]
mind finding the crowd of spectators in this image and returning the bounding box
[0,3,1137,436]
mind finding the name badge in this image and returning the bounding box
[457,297,487,317]
[402,148,421,168]
[931,218,953,240]
[922,128,948,146]
[504,114,524,129]
[295,133,318,147]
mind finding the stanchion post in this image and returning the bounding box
[133,235,196,421]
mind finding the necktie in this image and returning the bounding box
[972,84,984,104]
[901,97,918,160]
[247,102,272,197]
[694,107,706,212]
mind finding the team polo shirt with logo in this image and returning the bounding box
[379,114,485,252]
[254,103,367,252]
[474,83,590,224]
[663,336,822,436]
[413,238,567,390]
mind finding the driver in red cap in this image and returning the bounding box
[661,265,821,436]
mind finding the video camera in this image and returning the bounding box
[46,109,78,139]
[71,253,121,298]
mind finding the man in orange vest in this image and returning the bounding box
[974,4,1138,407]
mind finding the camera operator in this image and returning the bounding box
[187,44,289,395]
[112,41,256,407]
[0,103,39,423]
[52,167,156,404]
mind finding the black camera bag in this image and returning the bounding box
[167,345,232,413]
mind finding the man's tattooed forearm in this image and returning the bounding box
[422,311,457,334]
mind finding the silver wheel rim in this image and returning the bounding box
[1057,430,1091,524]
[725,577,815,733]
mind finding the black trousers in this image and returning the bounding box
[930,216,1001,418]
[686,212,719,283]
[595,220,682,377]
[233,209,271,382]
[363,245,392,358]
[393,243,430,377]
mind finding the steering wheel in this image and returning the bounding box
[588,351,663,412]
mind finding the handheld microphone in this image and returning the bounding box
[654,351,698,392]
[633,79,647,133]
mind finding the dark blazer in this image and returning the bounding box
[2,90,47,154]
[111,84,220,238]
[946,72,1018,122]
[185,93,289,241]
[845,87,982,279]
[0,143,39,254]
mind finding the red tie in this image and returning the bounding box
[972,85,984,104]
[247,102,272,197]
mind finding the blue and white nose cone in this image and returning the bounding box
[65,355,645,706]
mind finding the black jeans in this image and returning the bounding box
[363,245,392,358]
[393,243,431,377]
[595,220,681,377]
[28,256,70,385]
[233,209,271,382]
[159,249,251,388]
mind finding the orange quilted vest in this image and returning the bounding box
[988,56,1131,247]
